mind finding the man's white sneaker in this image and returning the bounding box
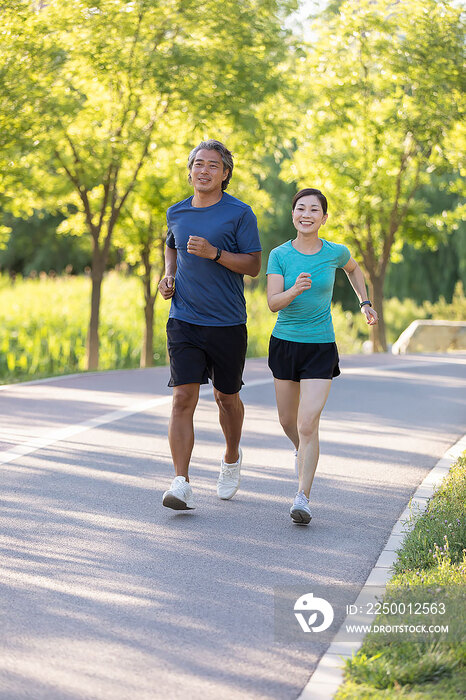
[217,447,242,500]
[162,476,195,510]
[290,490,312,525]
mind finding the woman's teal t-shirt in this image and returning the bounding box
[266,239,351,343]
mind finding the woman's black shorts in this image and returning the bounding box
[268,335,340,382]
[167,318,247,394]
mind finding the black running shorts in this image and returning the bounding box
[166,318,247,394]
[268,336,340,382]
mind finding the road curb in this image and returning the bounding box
[298,432,466,700]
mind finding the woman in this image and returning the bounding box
[266,188,378,525]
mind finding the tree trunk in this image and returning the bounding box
[141,296,155,368]
[140,243,155,368]
[140,234,166,368]
[87,248,105,370]
[368,275,387,352]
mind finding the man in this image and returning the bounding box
[158,140,262,510]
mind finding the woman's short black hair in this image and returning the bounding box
[292,188,328,214]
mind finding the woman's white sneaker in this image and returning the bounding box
[290,490,312,525]
[217,447,242,500]
[162,476,195,510]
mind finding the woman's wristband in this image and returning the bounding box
[359,300,372,308]
[213,247,222,262]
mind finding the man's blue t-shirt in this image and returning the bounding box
[266,239,351,342]
[166,192,261,326]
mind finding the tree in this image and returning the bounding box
[0,1,56,250]
[17,0,297,369]
[0,210,92,276]
[385,171,466,303]
[286,0,465,350]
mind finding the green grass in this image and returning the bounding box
[393,456,466,576]
[337,668,466,699]
[0,272,151,383]
[336,454,466,699]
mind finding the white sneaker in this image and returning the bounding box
[293,449,298,477]
[290,490,312,525]
[162,476,195,510]
[217,447,242,500]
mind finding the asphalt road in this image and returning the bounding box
[0,353,465,700]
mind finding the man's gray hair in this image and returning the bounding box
[187,140,234,191]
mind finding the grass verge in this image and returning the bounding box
[335,453,466,699]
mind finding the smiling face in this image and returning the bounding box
[190,148,229,195]
[292,194,328,235]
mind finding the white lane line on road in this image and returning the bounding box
[0,378,272,467]
[343,358,465,374]
[0,396,172,466]
[0,371,88,391]
[299,432,466,700]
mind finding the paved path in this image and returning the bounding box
[0,354,465,699]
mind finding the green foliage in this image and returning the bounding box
[245,286,276,358]
[255,149,299,271]
[424,282,466,321]
[1,0,464,365]
[393,455,466,574]
[0,211,92,275]
[289,0,464,247]
[380,282,466,344]
[18,0,298,219]
[0,273,150,381]
[1,0,300,369]
[342,644,460,690]
[337,670,466,699]
[330,303,366,354]
[285,0,465,348]
[384,172,466,303]
[385,233,465,305]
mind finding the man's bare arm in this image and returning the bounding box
[158,246,177,299]
[187,235,261,276]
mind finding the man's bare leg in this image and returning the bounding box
[213,389,244,464]
[168,383,200,480]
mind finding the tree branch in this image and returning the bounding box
[54,149,97,239]
[349,223,372,273]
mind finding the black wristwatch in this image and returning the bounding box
[359,300,372,308]
[213,247,222,262]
